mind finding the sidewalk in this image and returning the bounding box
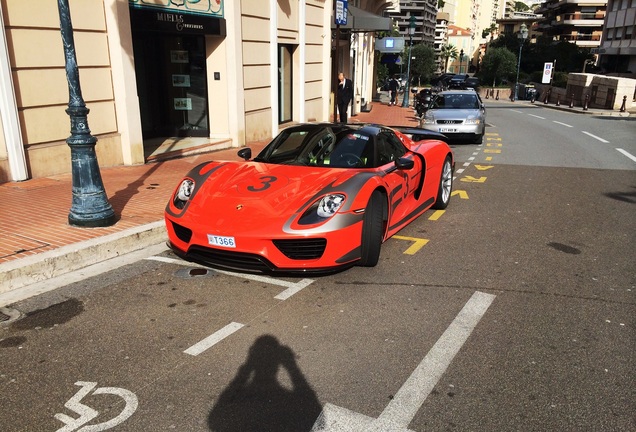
[0,98,418,298]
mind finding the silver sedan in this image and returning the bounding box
[420,90,486,144]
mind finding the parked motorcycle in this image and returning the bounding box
[414,88,432,117]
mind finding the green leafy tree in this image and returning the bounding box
[439,44,458,73]
[514,1,530,11]
[491,33,593,76]
[478,47,517,87]
[409,44,436,85]
[481,23,497,41]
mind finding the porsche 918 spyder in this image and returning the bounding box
[165,123,454,274]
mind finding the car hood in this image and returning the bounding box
[182,161,373,227]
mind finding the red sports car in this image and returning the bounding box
[165,123,454,274]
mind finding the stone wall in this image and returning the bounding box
[535,73,635,111]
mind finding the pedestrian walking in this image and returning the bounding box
[388,75,399,106]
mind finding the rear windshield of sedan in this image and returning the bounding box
[431,94,480,110]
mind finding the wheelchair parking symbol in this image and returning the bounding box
[55,381,138,432]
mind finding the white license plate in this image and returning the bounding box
[207,234,236,248]
[440,128,457,133]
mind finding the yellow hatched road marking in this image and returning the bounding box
[484,149,501,153]
[393,236,430,255]
[475,165,494,171]
[461,176,487,183]
[428,210,445,221]
[451,190,469,199]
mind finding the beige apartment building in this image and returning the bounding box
[0,0,391,183]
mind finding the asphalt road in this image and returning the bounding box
[1,102,635,431]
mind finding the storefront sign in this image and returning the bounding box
[129,0,223,18]
[129,6,226,36]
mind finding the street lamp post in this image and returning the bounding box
[459,49,464,73]
[57,0,115,227]
[401,16,416,108]
[513,23,528,102]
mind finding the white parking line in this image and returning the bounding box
[528,114,545,119]
[375,291,496,428]
[311,291,497,431]
[616,148,636,162]
[184,322,245,356]
[582,131,609,143]
[146,256,314,298]
[553,121,573,127]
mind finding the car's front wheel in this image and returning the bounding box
[433,157,453,210]
[359,191,384,267]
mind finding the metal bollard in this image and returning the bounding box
[583,94,589,111]
[496,90,499,100]
[620,95,627,113]
[531,93,535,103]
[556,94,560,106]
[485,89,490,99]
[569,94,574,108]
[544,89,550,104]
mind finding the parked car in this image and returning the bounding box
[165,123,454,274]
[448,74,469,89]
[419,90,486,144]
[464,76,480,90]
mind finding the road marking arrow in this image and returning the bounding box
[451,190,468,199]
[311,291,497,432]
[393,236,429,255]
[474,165,494,171]
[460,176,487,183]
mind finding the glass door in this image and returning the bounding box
[278,45,293,124]
[132,33,209,138]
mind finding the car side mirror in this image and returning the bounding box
[395,157,414,170]
[237,148,252,160]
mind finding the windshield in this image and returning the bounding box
[430,94,480,110]
[255,127,374,168]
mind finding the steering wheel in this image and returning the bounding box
[337,153,364,168]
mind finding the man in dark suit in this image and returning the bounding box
[337,72,353,123]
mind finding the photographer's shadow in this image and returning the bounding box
[208,335,322,432]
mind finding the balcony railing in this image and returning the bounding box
[558,33,602,42]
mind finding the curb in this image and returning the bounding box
[0,220,166,294]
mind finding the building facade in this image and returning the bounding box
[594,0,636,76]
[535,0,607,47]
[0,0,391,183]
[389,0,439,46]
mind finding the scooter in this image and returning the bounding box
[414,89,432,118]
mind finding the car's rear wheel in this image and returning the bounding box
[359,191,384,267]
[433,157,453,210]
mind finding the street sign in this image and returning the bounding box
[542,62,554,84]
[335,0,348,26]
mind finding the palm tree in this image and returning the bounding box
[439,44,458,73]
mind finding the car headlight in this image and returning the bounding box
[173,179,194,209]
[464,117,481,125]
[421,116,435,125]
[317,194,345,217]
[299,193,346,225]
